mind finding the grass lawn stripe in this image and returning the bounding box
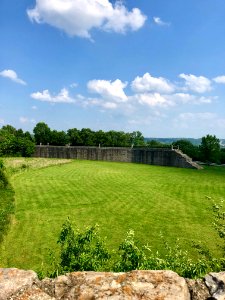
[0,160,224,272]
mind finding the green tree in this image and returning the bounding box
[50,130,69,146]
[67,128,82,146]
[199,134,221,163]
[33,122,51,145]
[80,128,95,146]
[0,126,35,157]
[130,131,145,147]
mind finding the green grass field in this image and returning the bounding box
[0,158,225,273]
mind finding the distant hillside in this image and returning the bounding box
[145,137,225,147]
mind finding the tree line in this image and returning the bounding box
[33,122,145,148]
[0,122,224,164]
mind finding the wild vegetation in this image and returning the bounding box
[0,160,14,243]
[0,159,225,278]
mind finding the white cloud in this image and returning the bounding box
[0,118,5,125]
[32,105,38,110]
[30,88,75,103]
[87,79,128,102]
[213,76,225,84]
[179,73,212,93]
[27,0,147,39]
[131,73,175,94]
[170,93,213,104]
[153,17,170,26]
[134,93,174,107]
[19,117,36,124]
[102,102,117,109]
[178,112,216,121]
[0,69,26,85]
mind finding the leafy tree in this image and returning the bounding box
[50,130,69,146]
[0,125,35,157]
[220,149,225,164]
[94,130,108,147]
[80,128,95,146]
[130,131,145,147]
[67,128,82,146]
[33,122,51,145]
[199,134,221,163]
[1,125,17,135]
[173,139,200,160]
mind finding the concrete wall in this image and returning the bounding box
[34,146,201,169]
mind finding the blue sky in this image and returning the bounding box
[0,0,225,138]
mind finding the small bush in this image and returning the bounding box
[48,219,111,277]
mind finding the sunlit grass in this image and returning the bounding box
[1,159,225,272]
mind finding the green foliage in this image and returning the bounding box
[146,139,170,148]
[172,139,200,160]
[115,230,147,272]
[50,220,111,276]
[0,161,8,188]
[199,134,221,163]
[0,125,35,157]
[0,165,14,243]
[33,122,51,145]
[35,123,145,147]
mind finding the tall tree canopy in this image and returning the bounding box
[0,125,35,157]
[199,134,221,163]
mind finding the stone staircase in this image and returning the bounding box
[173,149,203,169]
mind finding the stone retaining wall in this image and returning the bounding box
[34,146,201,169]
[1,268,224,300]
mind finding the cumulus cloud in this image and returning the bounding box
[153,17,170,26]
[213,76,225,84]
[0,118,5,125]
[179,73,212,93]
[27,0,147,39]
[29,71,219,115]
[133,93,174,107]
[131,73,175,94]
[87,79,128,102]
[30,88,75,103]
[0,69,26,85]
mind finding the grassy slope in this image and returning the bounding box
[0,159,225,272]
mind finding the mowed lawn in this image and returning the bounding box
[1,159,225,272]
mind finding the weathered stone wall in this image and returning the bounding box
[1,268,225,300]
[34,146,201,169]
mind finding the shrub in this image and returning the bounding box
[49,219,111,276]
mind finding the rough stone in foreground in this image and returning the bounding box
[186,279,211,300]
[52,270,190,300]
[0,268,38,300]
[0,269,191,300]
[205,272,225,300]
